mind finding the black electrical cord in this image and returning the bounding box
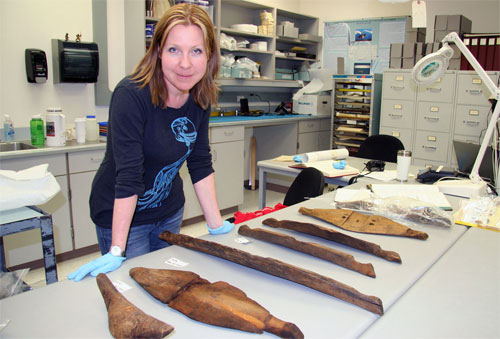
[250,93,270,114]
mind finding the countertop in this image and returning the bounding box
[0,114,328,160]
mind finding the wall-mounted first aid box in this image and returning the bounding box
[293,94,331,116]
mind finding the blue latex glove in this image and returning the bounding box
[293,155,303,163]
[207,220,235,235]
[67,253,126,282]
[333,160,346,169]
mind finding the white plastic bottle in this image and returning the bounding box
[85,115,98,141]
[3,114,15,142]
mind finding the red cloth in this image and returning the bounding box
[233,203,287,224]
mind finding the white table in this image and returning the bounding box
[0,191,472,338]
[257,157,418,209]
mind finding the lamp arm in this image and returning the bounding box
[442,32,499,99]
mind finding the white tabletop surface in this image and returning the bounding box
[0,191,470,338]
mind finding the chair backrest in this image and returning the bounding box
[355,134,405,163]
[283,167,325,206]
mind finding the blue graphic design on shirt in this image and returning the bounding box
[137,117,197,210]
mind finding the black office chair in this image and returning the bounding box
[355,134,405,163]
[283,167,325,206]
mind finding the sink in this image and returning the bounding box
[0,142,37,152]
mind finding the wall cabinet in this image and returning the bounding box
[380,69,499,168]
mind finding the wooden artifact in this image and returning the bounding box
[159,231,384,315]
[238,225,375,278]
[299,207,429,240]
[262,218,401,263]
[96,273,174,339]
[129,267,303,338]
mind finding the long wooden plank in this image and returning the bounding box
[238,225,375,278]
[262,218,401,263]
[159,231,384,315]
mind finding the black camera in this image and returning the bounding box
[366,160,385,172]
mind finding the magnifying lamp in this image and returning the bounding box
[412,32,500,195]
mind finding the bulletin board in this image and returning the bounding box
[323,16,408,75]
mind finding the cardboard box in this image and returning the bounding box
[447,15,472,33]
[277,24,299,38]
[390,43,403,58]
[390,57,402,69]
[298,33,322,42]
[275,68,295,80]
[448,58,461,70]
[293,94,331,116]
[405,31,426,43]
[402,57,415,69]
[403,43,416,58]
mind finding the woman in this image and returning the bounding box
[69,3,234,282]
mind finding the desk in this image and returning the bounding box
[0,191,471,338]
[0,206,58,284]
[257,157,415,209]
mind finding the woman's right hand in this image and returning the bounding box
[67,253,126,282]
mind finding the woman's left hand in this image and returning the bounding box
[207,220,235,235]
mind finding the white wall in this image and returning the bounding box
[0,0,109,134]
[1,0,498,132]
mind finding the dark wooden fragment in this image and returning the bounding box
[262,218,402,263]
[299,207,429,240]
[96,273,174,339]
[238,225,375,278]
[159,231,384,315]
[130,267,304,338]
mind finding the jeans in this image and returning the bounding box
[95,207,184,259]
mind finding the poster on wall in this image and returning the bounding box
[323,16,407,74]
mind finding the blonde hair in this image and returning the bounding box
[131,3,220,110]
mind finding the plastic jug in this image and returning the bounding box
[46,108,66,147]
[85,115,98,141]
[30,114,45,146]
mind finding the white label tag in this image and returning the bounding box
[430,106,439,112]
[234,237,250,244]
[411,1,427,28]
[113,280,132,293]
[394,104,402,109]
[396,76,404,81]
[392,131,400,137]
[469,110,479,116]
[472,78,482,84]
[427,135,437,141]
[165,257,189,267]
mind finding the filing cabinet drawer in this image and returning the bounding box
[382,70,417,100]
[210,125,244,143]
[413,130,450,162]
[416,102,453,132]
[416,71,455,103]
[456,71,499,105]
[68,149,105,174]
[379,126,413,151]
[298,120,321,133]
[380,99,415,128]
[319,118,331,131]
[454,104,489,136]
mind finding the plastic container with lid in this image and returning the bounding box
[85,115,98,141]
[30,114,45,146]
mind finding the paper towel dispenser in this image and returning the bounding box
[51,39,99,83]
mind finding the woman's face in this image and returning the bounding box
[160,24,208,98]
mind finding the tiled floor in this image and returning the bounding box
[22,188,287,289]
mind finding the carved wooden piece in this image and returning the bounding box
[159,231,384,315]
[130,267,303,338]
[96,273,174,339]
[238,225,375,278]
[262,218,401,263]
[299,207,429,240]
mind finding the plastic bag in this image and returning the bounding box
[0,269,31,299]
[334,194,454,228]
[220,32,237,50]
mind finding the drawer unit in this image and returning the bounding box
[456,72,499,106]
[379,126,413,151]
[454,104,489,136]
[380,99,415,128]
[416,71,455,103]
[67,149,105,173]
[298,119,321,133]
[0,153,67,176]
[413,130,450,162]
[382,70,417,100]
[210,125,244,143]
[416,102,454,132]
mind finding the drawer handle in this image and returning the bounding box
[211,149,217,162]
[427,87,442,93]
[464,120,480,126]
[91,157,104,162]
[224,131,234,136]
[424,116,439,121]
[389,113,403,118]
[390,85,405,90]
[468,89,482,95]
[422,145,437,150]
[307,123,315,128]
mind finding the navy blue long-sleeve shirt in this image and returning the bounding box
[89,77,214,227]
